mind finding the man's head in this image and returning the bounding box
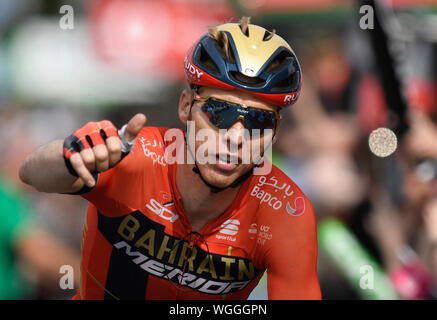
[178,85,279,189]
[184,17,301,108]
[178,17,301,191]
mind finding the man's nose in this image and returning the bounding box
[221,119,245,150]
[229,118,245,131]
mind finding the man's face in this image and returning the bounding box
[178,86,279,188]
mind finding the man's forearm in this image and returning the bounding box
[19,139,82,193]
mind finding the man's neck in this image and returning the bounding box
[175,163,240,232]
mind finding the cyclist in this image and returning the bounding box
[19,17,321,300]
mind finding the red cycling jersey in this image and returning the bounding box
[73,127,321,300]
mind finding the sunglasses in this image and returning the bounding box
[192,92,281,135]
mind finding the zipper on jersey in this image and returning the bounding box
[181,231,202,281]
[164,231,211,293]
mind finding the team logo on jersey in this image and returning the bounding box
[251,176,306,217]
[146,198,179,222]
[140,137,166,167]
[286,197,305,216]
[248,223,257,240]
[216,219,240,242]
[257,225,273,246]
[97,211,264,297]
[219,219,240,235]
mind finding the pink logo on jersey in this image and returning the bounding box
[286,197,305,216]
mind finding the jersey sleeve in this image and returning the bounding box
[268,197,320,299]
[255,172,321,299]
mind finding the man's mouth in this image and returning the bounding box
[215,154,240,171]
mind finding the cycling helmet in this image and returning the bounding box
[184,19,301,108]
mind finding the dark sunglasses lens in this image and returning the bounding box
[246,108,276,132]
[202,99,240,129]
[201,98,277,133]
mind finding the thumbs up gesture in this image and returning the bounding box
[63,113,147,187]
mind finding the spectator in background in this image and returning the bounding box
[0,105,90,299]
[272,38,370,298]
[0,178,35,299]
[274,33,367,218]
[0,177,81,299]
[359,113,437,300]
[387,113,437,298]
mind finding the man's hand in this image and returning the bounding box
[63,113,146,188]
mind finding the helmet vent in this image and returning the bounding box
[239,23,250,37]
[271,72,299,92]
[229,71,265,87]
[265,51,292,73]
[266,51,300,92]
[196,45,220,76]
[262,29,276,41]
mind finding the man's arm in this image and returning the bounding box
[264,197,321,300]
[19,114,146,194]
[19,139,84,194]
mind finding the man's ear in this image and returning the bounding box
[272,117,281,144]
[178,89,193,125]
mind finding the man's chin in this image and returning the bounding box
[198,163,253,188]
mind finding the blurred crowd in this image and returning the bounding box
[1,0,437,300]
